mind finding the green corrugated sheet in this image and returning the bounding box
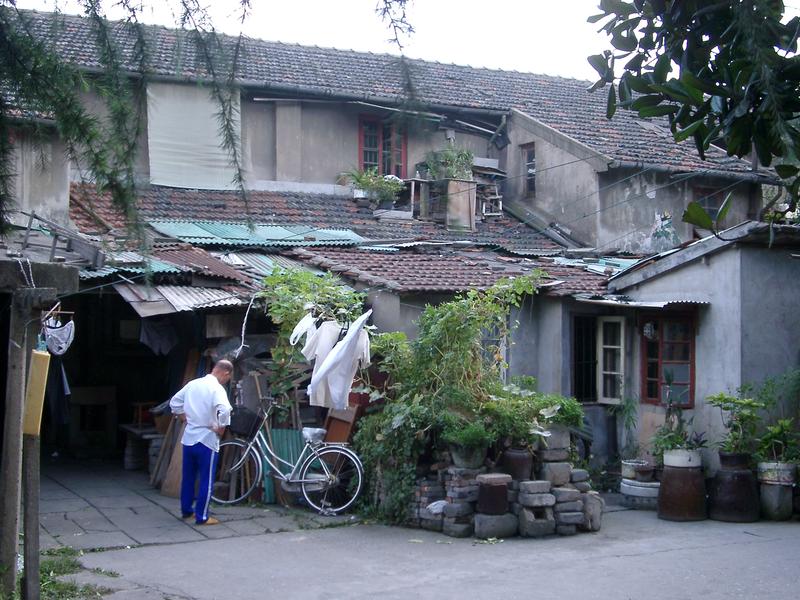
[257,428,305,504]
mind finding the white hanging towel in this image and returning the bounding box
[290,312,316,346]
[301,320,344,407]
[307,310,372,410]
[44,318,75,356]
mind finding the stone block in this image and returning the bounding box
[570,468,590,483]
[474,513,518,539]
[448,488,479,502]
[552,487,582,503]
[510,502,521,515]
[518,507,556,538]
[539,463,572,486]
[555,511,585,525]
[518,493,555,508]
[554,500,584,513]
[519,480,551,494]
[556,525,577,536]
[443,502,474,518]
[419,517,443,532]
[579,491,605,532]
[476,473,512,485]
[509,480,520,491]
[544,425,571,450]
[446,466,486,479]
[539,448,569,462]
[574,481,592,493]
[418,507,442,520]
[507,490,518,503]
[443,520,474,538]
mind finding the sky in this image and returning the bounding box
[16,0,614,81]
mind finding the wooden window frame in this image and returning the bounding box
[358,115,407,178]
[522,143,536,198]
[596,316,625,405]
[639,314,696,408]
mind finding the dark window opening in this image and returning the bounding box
[524,145,536,197]
[573,316,596,402]
[641,316,695,408]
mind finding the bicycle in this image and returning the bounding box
[210,397,364,515]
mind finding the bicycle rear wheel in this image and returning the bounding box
[212,440,262,505]
[299,447,363,514]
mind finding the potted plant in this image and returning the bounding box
[706,392,765,522]
[441,414,494,469]
[651,388,707,521]
[756,418,798,485]
[347,167,405,209]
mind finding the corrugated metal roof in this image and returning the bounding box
[148,220,364,247]
[157,285,244,311]
[213,251,324,277]
[152,247,247,281]
[79,255,183,280]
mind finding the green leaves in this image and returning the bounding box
[682,201,714,230]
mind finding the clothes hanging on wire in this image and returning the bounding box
[307,309,371,410]
[290,312,317,346]
[45,355,71,426]
[140,317,179,356]
[44,317,75,356]
[301,320,346,407]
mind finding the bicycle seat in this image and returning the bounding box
[302,427,327,443]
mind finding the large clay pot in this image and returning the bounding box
[658,466,707,521]
[708,452,759,522]
[501,447,533,481]
[449,444,487,469]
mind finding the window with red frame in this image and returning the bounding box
[359,117,406,178]
[641,316,695,408]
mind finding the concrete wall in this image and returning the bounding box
[9,129,71,227]
[596,170,756,254]
[502,112,599,246]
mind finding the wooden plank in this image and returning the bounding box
[160,422,186,498]
[150,417,175,486]
[323,407,362,443]
[22,434,40,600]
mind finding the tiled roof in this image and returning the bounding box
[287,246,607,295]
[69,183,563,251]
[16,9,767,178]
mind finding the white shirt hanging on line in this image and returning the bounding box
[301,320,345,407]
[307,309,371,410]
[290,312,316,346]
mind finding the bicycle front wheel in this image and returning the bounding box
[212,440,262,505]
[299,447,363,514]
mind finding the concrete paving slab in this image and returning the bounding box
[88,494,155,509]
[55,530,137,551]
[191,524,239,539]
[39,529,62,551]
[57,569,134,592]
[104,589,169,599]
[251,515,301,533]
[65,507,119,532]
[40,498,91,513]
[40,512,86,536]
[125,525,207,545]
[222,518,278,536]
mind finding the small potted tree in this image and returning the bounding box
[441,414,495,470]
[347,167,405,210]
[706,392,765,522]
[756,418,798,521]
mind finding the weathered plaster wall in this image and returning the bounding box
[503,112,599,246]
[9,129,71,227]
[619,248,744,466]
[241,100,276,181]
[739,247,800,400]
[596,170,756,254]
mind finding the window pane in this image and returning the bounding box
[602,321,620,346]
[603,374,620,398]
[647,361,659,379]
[647,381,659,399]
[663,321,691,342]
[663,342,690,361]
[663,363,690,383]
[603,348,620,372]
[646,340,659,360]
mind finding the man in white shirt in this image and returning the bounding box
[169,360,233,525]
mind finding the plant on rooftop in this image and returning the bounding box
[421,143,474,180]
[346,167,405,207]
[353,272,551,522]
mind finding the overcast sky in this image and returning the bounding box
[17,0,615,81]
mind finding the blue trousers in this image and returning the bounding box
[181,443,219,524]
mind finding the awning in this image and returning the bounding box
[573,293,711,308]
[113,283,244,318]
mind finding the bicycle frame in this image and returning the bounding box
[231,402,361,486]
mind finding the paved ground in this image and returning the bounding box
[40,459,357,552]
[42,460,800,600]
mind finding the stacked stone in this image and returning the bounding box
[517,480,556,537]
[474,473,518,539]
[440,466,484,538]
[407,477,445,530]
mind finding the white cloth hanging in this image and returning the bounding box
[290,312,317,346]
[301,320,345,407]
[307,310,371,410]
[44,317,75,356]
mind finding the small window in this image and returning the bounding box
[694,187,728,223]
[597,317,625,404]
[523,144,536,197]
[359,116,406,177]
[641,316,695,407]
